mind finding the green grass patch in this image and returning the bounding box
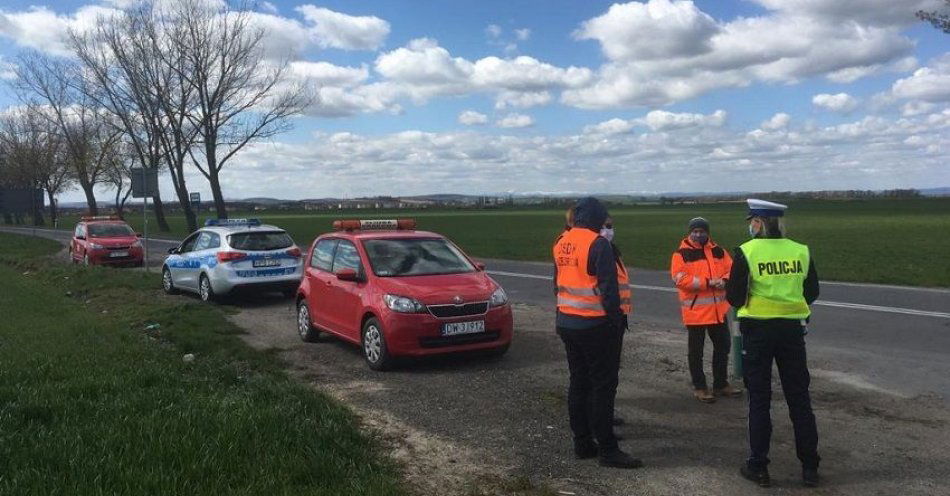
[0,232,407,495]
[47,197,950,286]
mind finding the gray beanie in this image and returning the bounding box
[688,217,710,232]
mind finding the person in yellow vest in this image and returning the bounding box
[726,199,820,488]
[553,198,641,469]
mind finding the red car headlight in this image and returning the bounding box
[383,294,426,313]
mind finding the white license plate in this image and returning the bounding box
[441,320,485,337]
[253,259,280,268]
[109,251,129,258]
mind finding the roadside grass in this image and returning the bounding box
[0,232,407,495]
[43,197,950,286]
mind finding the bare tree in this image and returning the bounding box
[69,6,178,231]
[100,139,135,219]
[918,1,950,32]
[13,53,116,215]
[0,111,63,225]
[172,0,310,218]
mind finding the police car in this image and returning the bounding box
[162,219,303,302]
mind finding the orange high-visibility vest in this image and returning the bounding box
[617,258,632,315]
[554,228,607,318]
[669,238,733,325]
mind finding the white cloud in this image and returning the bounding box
[812,93,859,113]
[259,1,278,14]
[496,113,534,128]
[495,90,552,109]
[642,109,726,131]
[892,55,950,103]
[0,56,16,80]
[191,107,950,199]
[485,24,502,39]
[458,110,489,125]
[563,0,925,108]
[900,101,936,117]
[761,113,790,130]
[290,61,368,87]
[749,0,943,28]
[583,118,636,135]
[515,28,531,41]
[472,56,592,91]
[574,0,719,61]
[294,5,390,51]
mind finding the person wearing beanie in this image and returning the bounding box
[670,217,742,403]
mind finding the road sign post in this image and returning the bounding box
[130,168,158,273]
[190,192,201,212]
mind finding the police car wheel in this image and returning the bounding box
[162,268,179,295]
[297,301,319,342]
[198,274,217,303]
[362,318,393,371]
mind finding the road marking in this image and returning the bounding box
[487,270,950,319]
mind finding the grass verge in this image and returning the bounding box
[0,232,407,495]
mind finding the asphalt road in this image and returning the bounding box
[4,225,948,400]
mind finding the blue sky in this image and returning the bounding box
[1,0,949,201]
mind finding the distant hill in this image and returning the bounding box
[920,187,950,197]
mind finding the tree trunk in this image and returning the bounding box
[209,168,227,219]
[46,189,58,227]
[151,193,170,232]
[115,186,124,219]
[80,179,98,215]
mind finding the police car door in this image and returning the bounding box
[171,232,201,289]
[184,231,218,288]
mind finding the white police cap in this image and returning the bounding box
[746,199,788,219]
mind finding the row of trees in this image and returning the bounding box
[3,0,309,231]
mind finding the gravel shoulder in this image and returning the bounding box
[230,297,950,496]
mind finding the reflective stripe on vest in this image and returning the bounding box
[618,263,632,315]
[554,228,607,318]
[736,238,811,320]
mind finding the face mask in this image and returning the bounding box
[748,223,758,238]
[690,232,708,245]
[600,227,614,242]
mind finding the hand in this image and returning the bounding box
[709,278,723,289]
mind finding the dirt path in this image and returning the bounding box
[231,298,948,496]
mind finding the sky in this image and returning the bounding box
[1,0,949,202]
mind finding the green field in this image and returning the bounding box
[0,232,406,495]
[48,197,950,287]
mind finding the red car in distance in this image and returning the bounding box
[295,219,513,370]
[70,216,145,267]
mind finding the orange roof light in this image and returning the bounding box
[81,215,121,222]
[333,219,417,231]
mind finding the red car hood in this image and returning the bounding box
[88,235,138,248]
[373,272,497,305]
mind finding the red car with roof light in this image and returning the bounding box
[70,216,144,267]
[295,219,513,370]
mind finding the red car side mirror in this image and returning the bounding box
[336,268,360,281]
[474,262,486,271]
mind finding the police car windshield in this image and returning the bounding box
[228,231,293,251]
[88,224,134,237]
[363,238,475,277]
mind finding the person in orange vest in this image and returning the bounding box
[670,217,742,403]
[553,197,641,469]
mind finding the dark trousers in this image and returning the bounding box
[741,319,820,470]
[558,323,622,452]
[687,323,731,390]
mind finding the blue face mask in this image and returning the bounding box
[600,227,614,242]
[749,223,757,238]
[689,232,708,245]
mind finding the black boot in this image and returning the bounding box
[803,467,820,487]
[573,438,598,460]
[598,448,643,469]
[740,464,771,487]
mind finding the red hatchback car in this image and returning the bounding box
[295,219,513,370]
[70,216,144,267]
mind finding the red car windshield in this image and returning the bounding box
[363,238,475,277]
[88,224,135,237]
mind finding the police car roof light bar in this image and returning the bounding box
[204,218,262,227]
[81,215,121,222]
[333,219,416,231]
